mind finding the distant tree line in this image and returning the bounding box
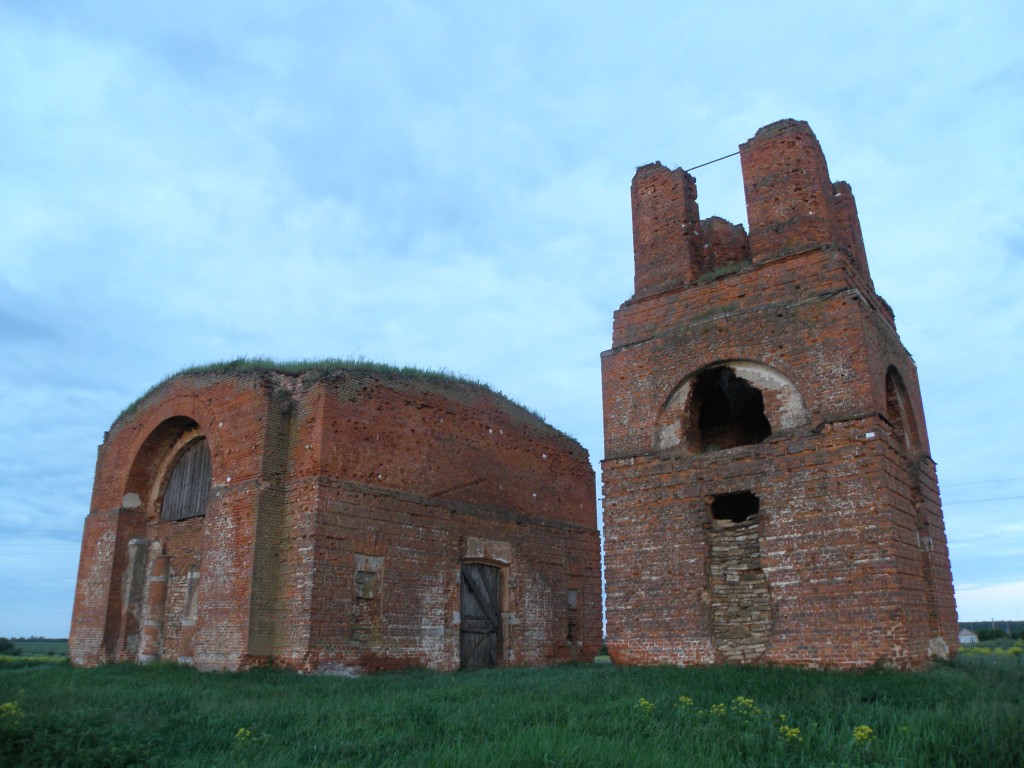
[960,621,1024,640]
[0,637,70,656]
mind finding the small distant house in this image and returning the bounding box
[958,629,978,645]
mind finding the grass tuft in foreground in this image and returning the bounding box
[1,654,1021,767]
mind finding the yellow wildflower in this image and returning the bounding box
[634,697,655,716]
[853,724,875,743]
[0,701,24,725]
[779,724,803,743]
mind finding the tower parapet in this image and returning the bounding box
[630,119,874,301]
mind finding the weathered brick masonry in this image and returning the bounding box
[602,119,957,669]
[70,366,601,672]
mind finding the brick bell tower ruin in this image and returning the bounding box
[601,119,957,669]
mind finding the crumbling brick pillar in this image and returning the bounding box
[138,548,169,662]
[631,162,701,296]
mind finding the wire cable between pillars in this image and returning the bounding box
[685,151,740,173]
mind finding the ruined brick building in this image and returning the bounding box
[71,119,957,675]
[70,364,601,672]
[602,119,957,669]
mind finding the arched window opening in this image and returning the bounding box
[885,367,919,451]
[161,438,211,521]
[691,367,771,452]
[656,361,808,453]
[125,416,199,504]
[710,491,760,523]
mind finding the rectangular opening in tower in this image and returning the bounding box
[707,492,772,663]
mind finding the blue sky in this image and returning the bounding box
[1,1,1022,637]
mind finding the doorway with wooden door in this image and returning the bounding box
[459,563,502,669]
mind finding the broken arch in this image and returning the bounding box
[655,361,809,453]
[692,367,771,450]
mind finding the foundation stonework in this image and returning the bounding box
[70,365,601,673]
[601,119,957,669]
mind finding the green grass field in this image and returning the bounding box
[10,639,68,656]
[1,650,1021,767]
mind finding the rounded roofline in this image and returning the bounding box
[114,357,575,446]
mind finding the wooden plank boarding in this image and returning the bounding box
[460,563,500,669]
[161,439,211,521]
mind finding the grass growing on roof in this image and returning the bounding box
[115,357,548,427]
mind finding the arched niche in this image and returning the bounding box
[124,416,201,509]
[655,360,809,453]
[121,415,211,663]
[884,366,920,452]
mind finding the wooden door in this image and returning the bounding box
[460,563,501,669]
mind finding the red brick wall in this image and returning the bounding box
[291,374,600,672]
[631,162,701,295]
[71,376,274,668]
[70,369,600,673]
[602,119,957,669]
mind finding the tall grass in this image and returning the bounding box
[1,655,1021,767]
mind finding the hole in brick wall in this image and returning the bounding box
[657,361,807,453]
[691,367,771,452]
[711,491,759,523]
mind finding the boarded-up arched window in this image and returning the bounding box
[161,438,211,521]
